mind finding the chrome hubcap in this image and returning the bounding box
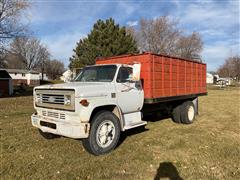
[188,106,195,121]
[96,120,115,148]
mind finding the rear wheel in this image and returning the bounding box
[180,101,196,124]
[172,105,182,123]
[82,111,121,155]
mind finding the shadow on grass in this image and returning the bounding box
[143,113,172,122]
[12,90,33,97]
[154,162,183,180]
[1,86,33,99]
[0,90,33,98]
[117,126,149,148]
[117,113,171,148]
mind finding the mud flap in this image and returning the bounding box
[192,97,199,115]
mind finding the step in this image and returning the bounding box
[124,121,147,130]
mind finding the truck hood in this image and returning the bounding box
[35,82,114,98]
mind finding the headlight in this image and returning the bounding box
[64,95,71,105]
[35,94,42,103]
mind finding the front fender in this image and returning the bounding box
[78,98,121,123]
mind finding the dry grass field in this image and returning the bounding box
[1,88,240,179]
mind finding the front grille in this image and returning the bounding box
[59,113,65,120]
[41,94,65,105]
[35,89,75,111]
[42,110,66,120]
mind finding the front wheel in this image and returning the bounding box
[82,111,121,155]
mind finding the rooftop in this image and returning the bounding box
[0,69,40,74]
[0,70,12,79]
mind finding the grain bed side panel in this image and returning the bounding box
[151,55,207,99]
[152,55,162,98]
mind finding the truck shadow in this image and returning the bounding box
[117,126,149,148]
[143,113,172,122]
[154,162,183,180]
[117,113,171,148]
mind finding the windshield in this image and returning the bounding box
[74,65,117,82]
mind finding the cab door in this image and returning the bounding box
[115,66,144,114]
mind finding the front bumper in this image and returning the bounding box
[31,114,89,139]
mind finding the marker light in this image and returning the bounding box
[80,99,89,107]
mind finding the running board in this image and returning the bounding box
[124,121,147,130]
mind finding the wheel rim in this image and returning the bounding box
[188,105,195,121]
[96,120,116,148]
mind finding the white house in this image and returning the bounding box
[72,68,82,79]
[217,77,233,86]
[3,69,48,86]
[206,73,214,84]
[39,73,49,81]
[60,70,73,82]
[60,68,82,82]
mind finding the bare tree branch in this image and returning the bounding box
[130,16,203,60]
[217,56,240,80]
[45,59,65,80]
[9,37,50,71]
[0,0,29,39]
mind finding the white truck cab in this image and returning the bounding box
[31,64,147,155]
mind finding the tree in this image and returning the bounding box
[0,0,29,39]
[69,18,138,68]
[136,17,180,55]
[0,0,29,68]
[4,51,25,68]
[217,56,240,80]
[9,37,50,71]
[0,47,7,67]
[129,16,203,60]
[176,32,203,60]
[37,46,50,80]
[45,59,65,80]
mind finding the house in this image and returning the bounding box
[60,70,73,82]
[60,68,82,82]
[72,68,82,79]
[0,70,13,97]
[206,73,214,84]
[217,77,233,86]
[206,73,220,84]
[39,73,49,81]
[2,69,48,86]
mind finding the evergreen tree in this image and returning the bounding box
[69,18,138,68]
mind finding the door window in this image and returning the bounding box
[117,67,133,83]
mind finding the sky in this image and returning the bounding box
[28,0,239,71]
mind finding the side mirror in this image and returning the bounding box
[131,63,141,81]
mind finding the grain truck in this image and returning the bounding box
[31,52,207,155]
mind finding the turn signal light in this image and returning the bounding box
[80,99,89,107]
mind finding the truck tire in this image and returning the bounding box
[82,111,121,155]
[38,129,59,139]
[172,105,182,123]
[180,101,195,124]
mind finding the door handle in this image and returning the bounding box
[121,87,134,92]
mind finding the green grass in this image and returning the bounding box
[1,88,240,179]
